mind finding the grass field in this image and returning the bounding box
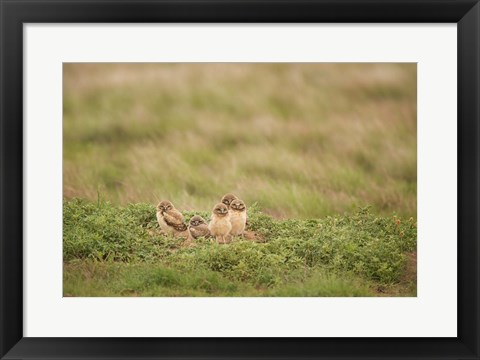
[64,63,416,219]
[63,199,416,297]
[63,63,417,296]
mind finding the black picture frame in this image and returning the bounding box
[1,1,479,359]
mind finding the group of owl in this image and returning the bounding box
[156,193,247,244]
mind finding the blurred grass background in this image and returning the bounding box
[63,63,416,219]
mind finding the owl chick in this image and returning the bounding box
[156,200,188,238]
[222,193,249,228]
[188,215,210,239]
[229,199,247,236]
[208,203,232,244]
[221,193,238,209]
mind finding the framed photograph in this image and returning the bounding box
[1,0,479,359]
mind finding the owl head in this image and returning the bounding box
[189,215,206,227]
[230,199,246,212]
[213,203,229,217]
[157,200,174,212]
[221,193,238,208]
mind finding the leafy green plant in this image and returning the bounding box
[64,199,416,296]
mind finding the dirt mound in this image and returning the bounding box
[243,230,265,242]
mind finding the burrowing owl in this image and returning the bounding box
[229,199,247,236]
[188,215,210,239]
[156,200,188,238]
[222,193,249,228]
[208,203,232,244]
[221,193,238,209]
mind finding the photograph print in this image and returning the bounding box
[63,63,417,297]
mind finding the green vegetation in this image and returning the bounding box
[63,63,416,219]
[63,199,416,297]
[63,64,417,296]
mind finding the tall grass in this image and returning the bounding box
[63,63,416,219]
